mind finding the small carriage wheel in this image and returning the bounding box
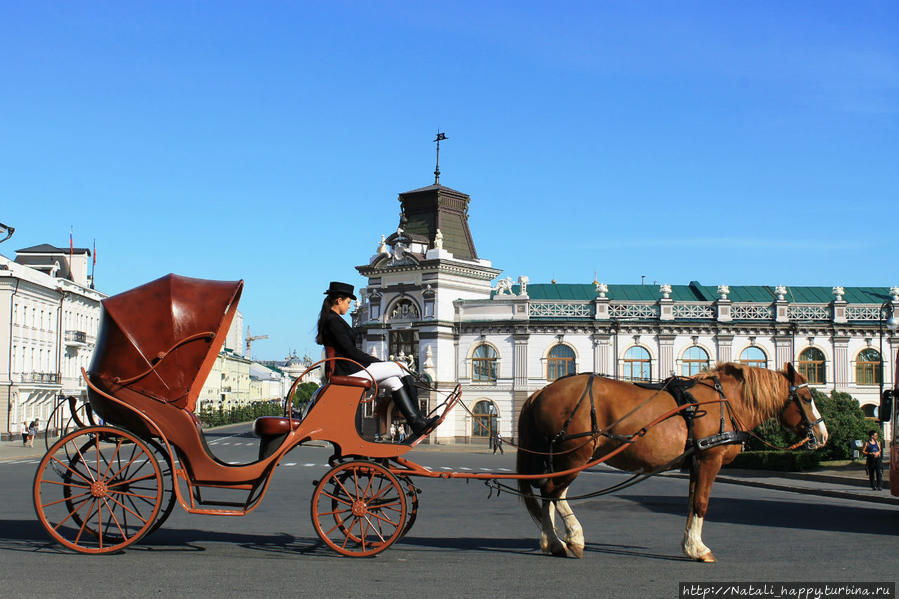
[34,426,163,554]
[396,475,419,539]
[311,461,406,557]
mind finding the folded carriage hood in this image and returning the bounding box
[88,273,243,412]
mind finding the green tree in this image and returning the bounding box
[292,382,320,410]
[814,389,876,461]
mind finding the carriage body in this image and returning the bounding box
[33,273,445,555]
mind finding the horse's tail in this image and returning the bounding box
[516,389,547,526]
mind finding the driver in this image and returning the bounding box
[316,281,437,443]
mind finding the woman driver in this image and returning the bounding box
[316,281,437,442]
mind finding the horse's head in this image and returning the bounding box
[780,362,829,450]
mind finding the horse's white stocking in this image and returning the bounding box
[554,489,585,558]
[682,513,714,562]
[539,500,568,556]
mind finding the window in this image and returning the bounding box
[681,346,710,376]
[547,344,576,381]
[798,347,826,384]
[471,344,498,383]
[623,346,651,382]
[739,346,767,369]
[855,348,882,386]
[471,400,497,438]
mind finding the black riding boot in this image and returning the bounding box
[391,376,438,442]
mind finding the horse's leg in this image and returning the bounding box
[539,496,569,557]
[554,488,585,558]
[682,454,723,563]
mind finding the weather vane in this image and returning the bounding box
[433,131,447,184]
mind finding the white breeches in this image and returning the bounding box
[347,361,406,392]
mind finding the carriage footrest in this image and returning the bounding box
[694,431,749,451]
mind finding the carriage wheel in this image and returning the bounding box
[143,438,176,536]
[311,461,406,557]
[34,426,163,553]
[396,475,419,538]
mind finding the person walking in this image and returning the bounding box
[27,419,39,448]
[492,431,503,455]
[21,421,29,446]
[862,430,883,491]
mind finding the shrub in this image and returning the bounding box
[198,401,283,428]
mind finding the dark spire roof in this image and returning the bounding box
[398,183,478,260]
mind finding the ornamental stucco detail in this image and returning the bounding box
[609,303,660,319]
[788,305,831,320]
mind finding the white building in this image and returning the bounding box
[351,180,899,445]
[1,244,103,439]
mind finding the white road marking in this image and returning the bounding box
[284,462,296,466]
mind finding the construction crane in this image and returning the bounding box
[245,326,269,359]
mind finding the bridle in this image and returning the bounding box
[783,382,825,449]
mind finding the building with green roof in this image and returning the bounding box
[352,178,898,444]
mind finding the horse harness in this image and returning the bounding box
[548,373,749,462]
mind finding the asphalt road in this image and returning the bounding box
[3,424,898,599]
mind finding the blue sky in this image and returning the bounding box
[2,2,896,361]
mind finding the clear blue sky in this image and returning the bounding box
[2,2,896,361]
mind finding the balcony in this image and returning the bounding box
[65,330,87,347]
[19,372,59,384]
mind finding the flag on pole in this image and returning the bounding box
[69,227,74,262]
[92,238,96,266]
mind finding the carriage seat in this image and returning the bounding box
[253,415,303,437]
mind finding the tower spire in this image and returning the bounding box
[433,131,447,184]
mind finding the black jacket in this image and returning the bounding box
[320,311,377,376]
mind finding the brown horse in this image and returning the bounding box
[516,362,828,562]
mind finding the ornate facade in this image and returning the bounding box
[354,181,898,444]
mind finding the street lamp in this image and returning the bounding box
[879,300,899,422]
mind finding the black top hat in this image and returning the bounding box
[324,281,356,300]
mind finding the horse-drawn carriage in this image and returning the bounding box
[33,274,830,561]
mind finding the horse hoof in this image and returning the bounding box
[696,551,716,563]
[568,544,584,559]
[550,544,569,557]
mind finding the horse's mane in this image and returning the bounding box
[695,362,789,420]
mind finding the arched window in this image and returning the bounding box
[471,344,498,383]
[862,404,878,419]
[623,346,651,382]
[471,400,497,438]
[739,346,767,369]
[547,344,576,381]
[798,347,826,384]
[856,348,882,386]
[681,346,710,376]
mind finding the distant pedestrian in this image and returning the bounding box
[492,431,503,455]
[21,421,29,446]
[27,419,39,448]
[862,430,883,491]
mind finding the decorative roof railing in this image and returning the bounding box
[672,303,716,319]
[609,302,660,319]
[530,302,594,318]
[788,304,831,320]
[731,303,774,320]
[845,305,881,321]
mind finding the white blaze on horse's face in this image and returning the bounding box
[794,386,829,450]
[806,395,828,449]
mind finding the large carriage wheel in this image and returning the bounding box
[396,475,419,538]
[34,426,163,553]
[142,438,176,536]
[311,460,406,557]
